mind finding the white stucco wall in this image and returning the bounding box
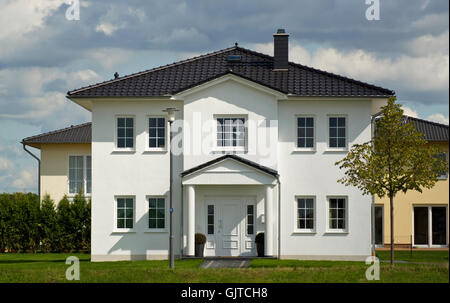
[278,99,373,258]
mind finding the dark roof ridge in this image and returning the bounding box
[67,46,238,96]
[404,115,449,128]
[235,46,394,96]
[22,122,91,143]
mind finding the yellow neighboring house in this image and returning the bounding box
[22,123,91,202]
[375,116,449,248]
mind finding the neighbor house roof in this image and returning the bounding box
[404,116,449,142]
[67,46,395,98]
[180,154,279,178]
[21,122,91,147]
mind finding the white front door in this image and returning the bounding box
[205,197,256,257]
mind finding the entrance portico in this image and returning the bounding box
[181,155,278,257]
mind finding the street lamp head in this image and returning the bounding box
[163,107,178,123]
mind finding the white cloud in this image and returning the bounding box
[426,113,449,125]
[411,13,449,30]
[407,31,449,56]
[252,36,449,93]
[0,157,14,171]
[95,23,120,36]
[12,168,36,190]
[402,106,419,118]
[89,48,133,69]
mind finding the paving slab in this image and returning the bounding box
[200,259,251,268]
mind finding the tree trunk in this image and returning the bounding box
[390,195,394,266]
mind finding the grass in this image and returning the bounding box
[0,252,447,283]
[376,250,449,263]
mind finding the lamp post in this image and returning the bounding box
[163,107,178,269]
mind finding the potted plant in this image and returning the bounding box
[195,233,206,257]
[255,232,264,257]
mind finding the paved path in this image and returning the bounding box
[200,259,251,268]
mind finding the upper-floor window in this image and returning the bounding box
[216,117,246,149]
[148,117,166,149]
[297,117,314,148]
[117,117,134,149]
[434,153,448,179]
[68,155,91,195]
[328,116,346,148]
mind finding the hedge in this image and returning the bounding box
[0,192,90,253]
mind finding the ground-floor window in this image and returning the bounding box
[328,197,347,231]
[414,206,447,246]
[148,197,165,229]
[116,197,134,229]
[375,205,383,245]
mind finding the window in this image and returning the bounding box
[434,153,448,179]
[117,117,134,148]
[375,206,383,245]
[216,117,246,149]
[297,117,314,148]
[414,206,447,246]
[86,156,91,194]
[297,197,314,230]
[68,155,91,195]
[329,116,346,148]
[207,205,214,235]
[149,117,166,148]
[328,197,346,230]
[148,197,165,229]
[247,205,254,235]
[117,197,133,229]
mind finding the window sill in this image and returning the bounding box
[112,229,136,234]
[144,229,168,233]
[292,148,316,153]
[293,230,316,234]
[112,149,136,154]
[324,230,349,235]
[324,148,348,153]
[143,148,167,154]
[212,149,247,154]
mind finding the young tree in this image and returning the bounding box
[335,97,448,265]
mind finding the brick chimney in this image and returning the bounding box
[273,29,289,71]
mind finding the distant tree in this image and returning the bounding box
[335,97,448,265]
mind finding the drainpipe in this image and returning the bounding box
[277,176,281,259]
[22,142,41,206]
[370,111,383,258]
[180,182,184,258]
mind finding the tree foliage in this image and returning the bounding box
[336,97,448,199]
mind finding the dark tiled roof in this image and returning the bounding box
[22,122,91,145]
[405,116,449,142]
[181,154,279,178]
[67,46,394,98]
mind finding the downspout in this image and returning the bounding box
[180,182,184,258]
[22,142,41,206]
[370,111,383,258]
[277,176,281,259]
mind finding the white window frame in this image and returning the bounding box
[245,204,255,236]
[113,195,136,233]
[114,115,136,152]
[213,115,248,152]
[146,115,168,152]
[412,205,448,248]
[326,115,348,151]
[294,115,316,152]
[294,195,316,233]
[326,196,349,233]
[145,195,168,233]
[374,205,384,247]
[67,154,91,197]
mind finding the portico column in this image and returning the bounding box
[187,185,195,256]
[264,184,274,256]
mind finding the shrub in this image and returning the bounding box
[195,233,206,244]
[39,194,58,252]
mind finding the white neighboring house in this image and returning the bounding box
[22,30,394,261]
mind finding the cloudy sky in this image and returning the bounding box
[0,0,448,193]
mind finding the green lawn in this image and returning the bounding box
[0,252,447,283]
[376,250,449,263]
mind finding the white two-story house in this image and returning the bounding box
[22,29,395,261]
